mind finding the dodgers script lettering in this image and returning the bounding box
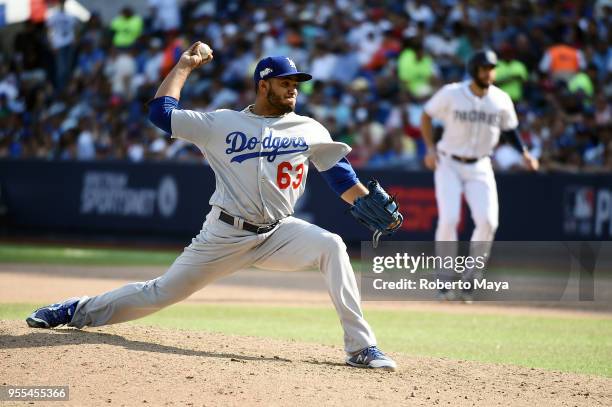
[225,130,309,163]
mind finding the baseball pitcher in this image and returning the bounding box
[421,49,539,301]
[26,42,402,370]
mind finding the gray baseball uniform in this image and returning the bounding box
[68,105,377,354]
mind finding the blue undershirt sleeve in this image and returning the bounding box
[502,128,527,153]
[319,157,360,196]
[148,96,179,135]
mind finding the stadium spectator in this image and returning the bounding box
[310,44,340,83]
[138,38,164,85]
[595,93,612,126]
[75,39,105,78]
[513,33,540,73]
[365,30,402,71]
[424,21,462,81]
[148,0,181,34]
[539,40,586,81]
[397,40,438,98]
[0,0,609,173]
[45,0,77,90]
[494,44,528,103]
[76,116,96,161]
[104,48,137,99]
[160,33,185,78]
[0,64,18,103]
[405,0,435,28]
[110,7,143,49]
[79,11,105,48]
[568,64,599,100]
[13,21,50,83]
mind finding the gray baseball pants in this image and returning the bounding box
[68,206,377,353]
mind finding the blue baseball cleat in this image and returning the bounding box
[346,346,397,371]
[26,298,79,328]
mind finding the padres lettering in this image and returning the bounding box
[453,110,501,126]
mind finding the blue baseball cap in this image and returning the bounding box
[253,56,312,85]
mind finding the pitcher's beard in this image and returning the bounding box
[267,92,295,114]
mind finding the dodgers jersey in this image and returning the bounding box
[424,81,518,158]
[171,106,350,224]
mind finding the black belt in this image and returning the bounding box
[438,150,482,164]
[451,155,480,164]
[219,211,279,234]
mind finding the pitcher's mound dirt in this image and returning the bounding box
[1,320,610,407]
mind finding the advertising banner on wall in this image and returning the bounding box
[0,160,610,241]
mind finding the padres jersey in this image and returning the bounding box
[171,106,350,224]
[424,81,518,158]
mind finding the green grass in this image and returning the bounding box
[3,303,611,377]
[0,245,564,277]
[0,244,179,266]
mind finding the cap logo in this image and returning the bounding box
[286,58,296,69]
[259,67,273,78]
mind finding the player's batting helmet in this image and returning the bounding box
[467,49,498,78]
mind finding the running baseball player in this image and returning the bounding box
[420,49,538,301]
[26,42,402,370]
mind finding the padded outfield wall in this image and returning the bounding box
[0,159,611,242]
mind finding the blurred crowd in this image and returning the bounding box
[0,0,611,172]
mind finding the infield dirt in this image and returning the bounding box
[1,320,611,406]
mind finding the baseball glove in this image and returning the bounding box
[349,180,403,247]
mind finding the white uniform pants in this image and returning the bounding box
[434,154,499,242]
[69,206,376,354]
